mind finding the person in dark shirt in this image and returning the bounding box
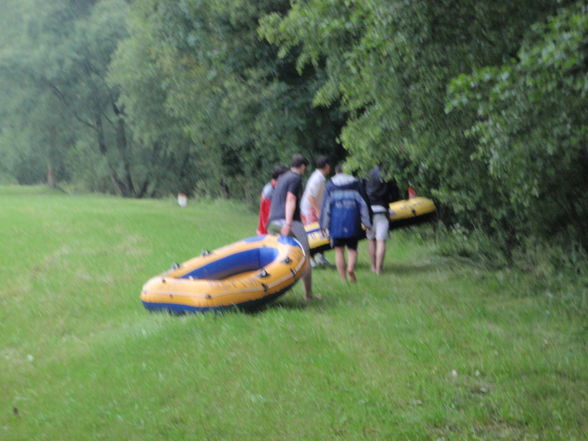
[268,154,318,301]
[365,164,400,274]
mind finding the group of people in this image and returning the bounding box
[256,154,399,301]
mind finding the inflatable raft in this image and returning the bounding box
[305,223,332,256]
[388,196,436,228]
[141,235,308,313]
[305,196,436,255]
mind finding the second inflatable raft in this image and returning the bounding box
[306,196,436,255]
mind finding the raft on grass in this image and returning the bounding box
[141,235,308,314]
[305,196,436,255]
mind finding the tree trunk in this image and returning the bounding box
[95,112,130,196]
[47,129,58,188]
[47,161,56,188]
[115,114,135,196]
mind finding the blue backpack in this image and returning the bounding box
[329,194,363,238]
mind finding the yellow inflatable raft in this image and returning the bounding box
[141,235,308,313]
[388,196,436,228]
[305,223,331,255]
[305,196,436,254]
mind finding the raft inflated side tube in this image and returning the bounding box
[305,222,331,256]
[388,197,436,229]
[140,235,308,313]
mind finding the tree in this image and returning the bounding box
[447,2,588,246]
[0,0,137,195]
[110,0,346,199]
[261,0,582,249]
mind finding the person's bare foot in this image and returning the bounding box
[304,292,322,302]
[347,270,356,282]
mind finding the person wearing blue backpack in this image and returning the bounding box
[319,163,372,282]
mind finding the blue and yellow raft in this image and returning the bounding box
[141,235,308,313]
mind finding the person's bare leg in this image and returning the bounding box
[375,240,386,274]
[368,239,377,272]
[303,265,314,300]
[334,247,347,281]
[347,248,358,282]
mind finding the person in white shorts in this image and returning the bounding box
[365,164,399,274]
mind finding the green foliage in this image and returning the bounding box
[106,1,201,197]
[436,224,510,269]
[108,0,345,199]
[1,0,587,255]
[262,0,586,251]
[0,0,135,194]
[447,2,588,245]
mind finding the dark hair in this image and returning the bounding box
[272,165,288,180]
[315,155,330,169]
[335,162,345,174]
[291,154,309,168]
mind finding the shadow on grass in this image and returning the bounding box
[254,293,337,313]
[383,262,439,275]
[344,260,441,276]
[144,293,327,317]
[259,300,307,313]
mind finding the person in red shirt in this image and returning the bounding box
[256,165,288,235]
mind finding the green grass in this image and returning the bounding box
[1,186,586,440]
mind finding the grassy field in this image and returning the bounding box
[0,186,586,440]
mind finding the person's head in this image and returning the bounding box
[315,155,331,175]
[335,162,345,174]
[272,165,288,180]
[290,154,309,174]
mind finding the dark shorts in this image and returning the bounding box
[331,237,359,250]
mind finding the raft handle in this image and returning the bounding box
[257,269,270,278]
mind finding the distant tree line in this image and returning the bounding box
[0,0,586,251]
